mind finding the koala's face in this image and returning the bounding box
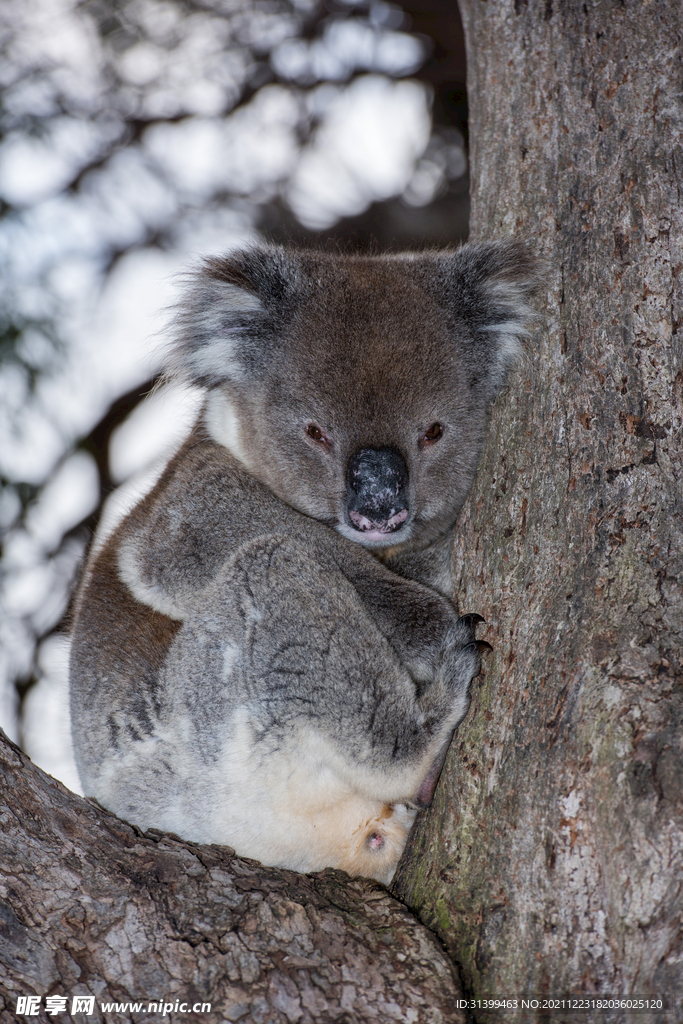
[210,301,483,553]
[174,245,539,552]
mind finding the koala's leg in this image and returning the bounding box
[141,533,482,874]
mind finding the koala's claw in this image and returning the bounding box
[462,639,493,660]
[459,613,486,630]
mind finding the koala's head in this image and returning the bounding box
[169,242,542,553]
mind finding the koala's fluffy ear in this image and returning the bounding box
[167,248,290,387]
[435,239,544,396]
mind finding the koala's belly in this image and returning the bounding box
[85,707,416,885]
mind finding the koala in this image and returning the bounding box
[69,241,540,885]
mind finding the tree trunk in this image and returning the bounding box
[393,1,683,1019]
[0,730,468,1023]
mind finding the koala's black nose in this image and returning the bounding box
[346,447,409,536]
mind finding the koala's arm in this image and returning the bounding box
[377,531,456,600]
[110,434,274,620]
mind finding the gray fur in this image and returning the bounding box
[70,241,541,883]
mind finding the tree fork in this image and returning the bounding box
[393,1,682,1018]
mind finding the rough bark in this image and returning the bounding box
[0,731,467,1023]
[393,1,683,1020]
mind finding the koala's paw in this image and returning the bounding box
[438,613,492,694]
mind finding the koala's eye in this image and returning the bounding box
[306,423,329,446]
[420,422,443,448]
